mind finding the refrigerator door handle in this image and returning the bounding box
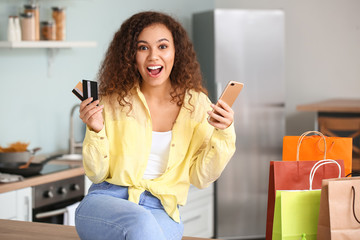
[261,102,285,108]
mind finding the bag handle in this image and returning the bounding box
[346,171,360,177]
[309,159,341,190]
[352,186,360,224]
[297,131,327,161]
[316,138,335,154]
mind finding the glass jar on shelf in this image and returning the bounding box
[20,12,36,41]
[52,7,66,41]
[24,4,40,41]
[41,21,56,40]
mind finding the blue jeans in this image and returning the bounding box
[75,182,184,240]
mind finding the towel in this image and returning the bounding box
[63,201,80,226]
[0,172,24,183]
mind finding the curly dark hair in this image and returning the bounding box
[97,11,207,109]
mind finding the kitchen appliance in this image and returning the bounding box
[0,154,63,177]
[32,175,84,224]
[193,9,285,239]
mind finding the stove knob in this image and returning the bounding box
[44,190,54,199]
[58,187,67,195]
[71,184,80,191]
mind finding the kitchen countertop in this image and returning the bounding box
[0,160,84,194]
[0,219,220,240]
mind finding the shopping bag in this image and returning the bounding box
[283,130,352,176]
[273,189,321,240]
[317,177,360,239]
[265,159,344,240]
[272,160,342,240]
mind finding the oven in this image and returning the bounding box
[32,175,84,224]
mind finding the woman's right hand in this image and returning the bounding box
[79,98,104,133]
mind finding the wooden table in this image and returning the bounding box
[297,98,360,113]
[297,98,360,171]
[0,219,219,240]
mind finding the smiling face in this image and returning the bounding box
[136,23,175,89]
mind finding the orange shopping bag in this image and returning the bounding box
[283,131,352,176]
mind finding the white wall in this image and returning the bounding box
[0,0,214,154]
[215,0,360,135]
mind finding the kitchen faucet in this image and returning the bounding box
[69,104,83,154]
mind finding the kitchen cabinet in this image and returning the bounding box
[0,187,32,221]
[180,184,214,238]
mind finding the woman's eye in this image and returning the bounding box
[159,44,167,50]
[138,45,148,51]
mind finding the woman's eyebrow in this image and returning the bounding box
[157,38,169,43]
[136,38,169,44]
[137,40,148,44]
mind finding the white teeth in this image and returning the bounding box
[147,66,162,70]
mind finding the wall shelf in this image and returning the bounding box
[0,41,97,49]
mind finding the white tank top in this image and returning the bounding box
[143,130,172,179]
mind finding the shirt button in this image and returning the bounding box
[171,144,175,147]
[100,137,104,140]
[211,146,215,149]
[104,155,108,158]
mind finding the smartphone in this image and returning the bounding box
[209,81,244,122]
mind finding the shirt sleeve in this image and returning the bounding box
[82,121,110,184]
[189,115,236,189]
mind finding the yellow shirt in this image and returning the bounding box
[82,87,236,222]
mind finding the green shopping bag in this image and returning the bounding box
[273,189,321,240]
[272,160,341,240]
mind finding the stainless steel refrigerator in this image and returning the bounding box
[193,9,285,239]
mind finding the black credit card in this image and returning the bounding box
[82,79,98,103]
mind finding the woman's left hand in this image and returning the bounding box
[207,100,234,130]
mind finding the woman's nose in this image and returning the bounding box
[149,48,159,60]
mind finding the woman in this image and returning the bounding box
[75,11,236,240]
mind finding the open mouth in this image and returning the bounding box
[147,65,163,76]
